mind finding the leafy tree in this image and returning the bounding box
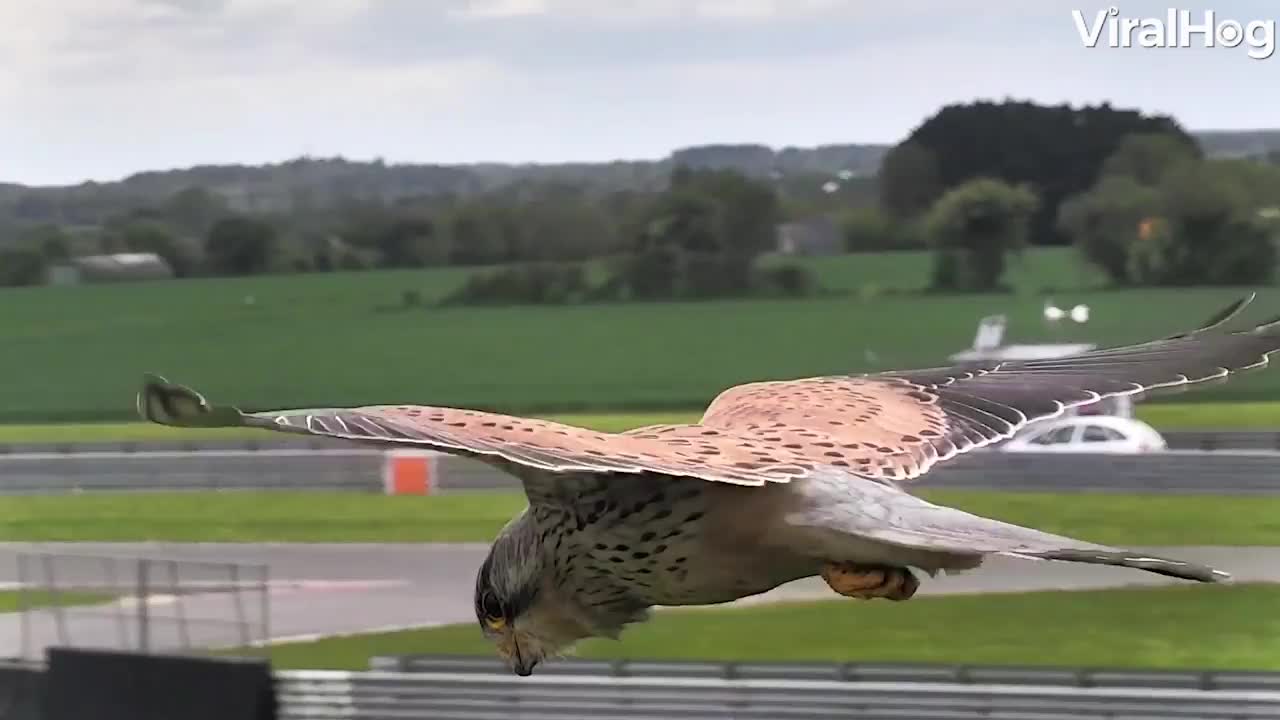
[1057,175,1160,284]
[204,216,279,276]
[615,174,768,299]
[758,262,817,297]
[374,215,447,268]
[1126,162,1276,286]
[21,224,72,261]
[878,142,942,219]
[341,207,448,268]
[925,178,1040,292]
[0,247,47,287]
[444,263,590,305]
[614,246,677,300]
[119,219,199,277]
[447,202,510,265]
[520,199,620,263]
[841,206,922,251]
[163,186,228,236]
[670,168,780,257]
[882,100,1197,244]
[1099,132,1201,186]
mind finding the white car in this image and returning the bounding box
[1000,415,1167,454]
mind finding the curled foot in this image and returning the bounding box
[820,562,918,601]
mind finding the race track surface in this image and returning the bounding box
[2,543,1277,660]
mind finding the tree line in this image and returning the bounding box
[847,100,1280,291]
[0,169,848,302]
[3,99,1278,297]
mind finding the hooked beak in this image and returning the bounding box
[496,628,539,676]
[511,638,537,676]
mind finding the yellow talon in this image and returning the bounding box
[821,562,918,601]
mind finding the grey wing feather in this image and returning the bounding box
[873,293,1280,464]
[788,474,1229,583]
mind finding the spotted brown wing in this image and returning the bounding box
[136,374,819,487]
[699,294,1280,483]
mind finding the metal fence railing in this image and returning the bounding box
[2,551,270,662]
[370,655,1280,691]
[4,658,1279,720]
[273,668,1280,720]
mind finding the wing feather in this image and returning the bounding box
[136,375,819,487]
[789,473,1230,582]
[700,294,1280,483]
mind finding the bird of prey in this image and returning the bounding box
[137,295,1280,676]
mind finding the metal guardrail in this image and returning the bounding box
[0,448,383,494]
[5,658,1280,720]
[369,655,1280,690]
[274,668,1280,720]
[5,446,1280,495]
[1166,430,1280,451]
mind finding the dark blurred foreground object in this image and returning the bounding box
[41,647,276,720]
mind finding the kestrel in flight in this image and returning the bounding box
[138,295,1279,675]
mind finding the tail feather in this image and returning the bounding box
[1003,549,1231,583]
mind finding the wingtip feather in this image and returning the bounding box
[137,374,245,428]
[1166,293,1256,340]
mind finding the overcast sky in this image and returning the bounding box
[2,1,1277,186]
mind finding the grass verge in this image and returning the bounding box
[3,490,1278,545]
[250,583,1280,671]
[0,590,115,613]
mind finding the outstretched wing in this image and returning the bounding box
[140,296,1280,490]
[136,374,817,487]
[700,294,1280,483]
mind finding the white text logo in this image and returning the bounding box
[1072,8,1275,59]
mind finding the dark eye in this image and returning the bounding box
[480,590,504,620]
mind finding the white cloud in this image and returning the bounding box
[448,0,865,22]
[452,0,550,19]
[692,0,854,20]
[1,0,1276,185]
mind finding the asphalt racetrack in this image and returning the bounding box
[3,542,1280,660]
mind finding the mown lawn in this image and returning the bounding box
[1,248,1276,423]
[4,490,1277,545]
[250,583,1280,671]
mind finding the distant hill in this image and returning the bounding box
[1,130,1276,229]
[0,142,888,228]
[1193,129,1280,159]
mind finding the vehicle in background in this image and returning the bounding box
[1000,415,1167,454]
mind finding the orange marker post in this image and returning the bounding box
[382,451,435,495]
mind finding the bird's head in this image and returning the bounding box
[474,519,594,676]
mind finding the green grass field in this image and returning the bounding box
[4,490,1278,544]
[3,248,1278,424]
[250,584,1280,671]
[0,590,114,613]
[761,247,1108,295]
